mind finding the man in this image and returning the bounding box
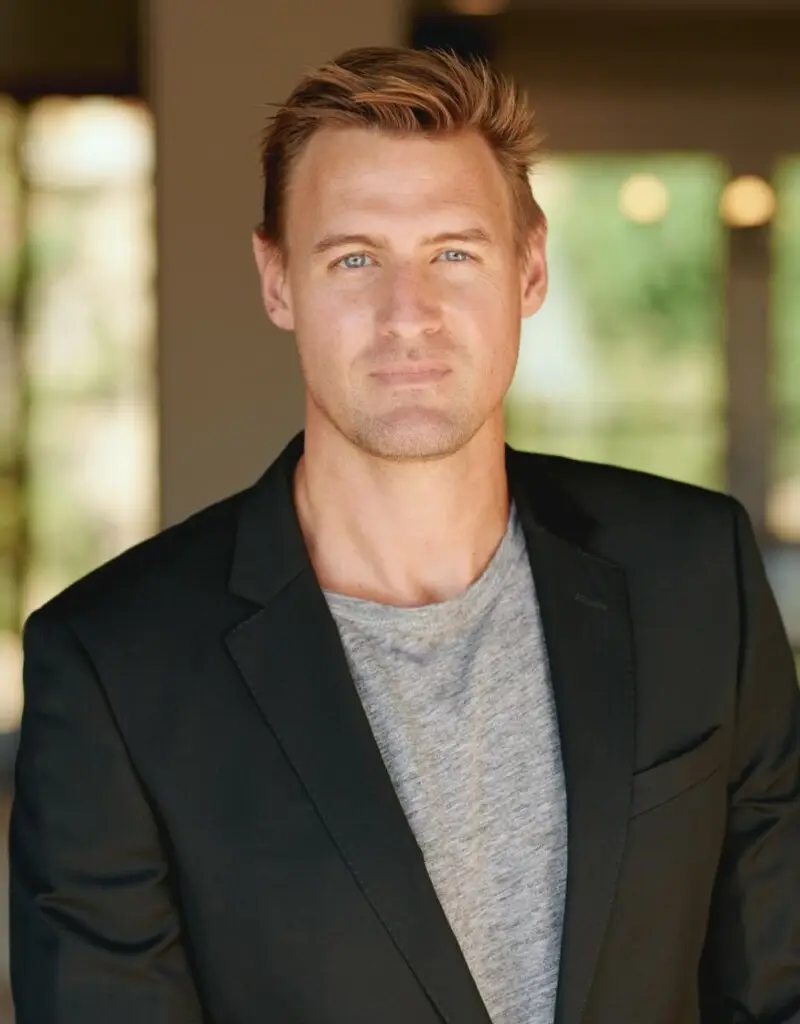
[9,45,800,1024]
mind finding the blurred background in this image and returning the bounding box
[0,0,798,1016]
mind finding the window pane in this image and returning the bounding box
[0,97,23,730]
[506,156,728,491]
[769,157,800,542]
[21,98,158,629]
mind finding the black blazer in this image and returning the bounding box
[10,433,800,1024]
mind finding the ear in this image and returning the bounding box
[520,221,548,319]
[252,230,295,331]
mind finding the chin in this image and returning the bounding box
[350,408,480,463]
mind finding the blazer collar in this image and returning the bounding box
[228,430,600,604]
[227,432,636,1024]
[228,431,308,607]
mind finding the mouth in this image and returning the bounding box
[369,365,451,385]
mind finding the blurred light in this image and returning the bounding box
[719,175,776,228]
[768,476,800,543]
[446,0,508,13]
[0,632,22,732]
[23,98,154,189]
[619,174,670,224]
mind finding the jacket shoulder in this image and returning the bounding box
[28,487,248,632]
[511,447,739,536]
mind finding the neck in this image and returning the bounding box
[293,418,510,607]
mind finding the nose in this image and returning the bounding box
[377,264,441,340]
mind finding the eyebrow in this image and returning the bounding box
[312,233,381,256]
[311,227,495,256]
[424,227,494,247]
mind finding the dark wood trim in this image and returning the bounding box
[0,75,140,101]
[495,10,800,93]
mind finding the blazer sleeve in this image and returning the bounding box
[9,606,207,1024]
[699,500,800,1023]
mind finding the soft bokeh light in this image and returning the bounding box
[720,175,776,228]
[0,633,21,733]
[619,174,670,224]
[23,98,154,189]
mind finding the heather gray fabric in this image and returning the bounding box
[323,505,568,1024]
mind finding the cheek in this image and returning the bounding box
[444,274,521,341]
[446,262,519,308]
[449,281,522,391]
[296,279,374,331]
[293,289,374,378]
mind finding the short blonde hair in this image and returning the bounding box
[259,46,544,253]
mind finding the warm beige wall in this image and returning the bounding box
[147,0,405,526]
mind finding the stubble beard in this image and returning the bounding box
[311,383,484,464]
[350,404,482,462]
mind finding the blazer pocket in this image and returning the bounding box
[630,726,725,818]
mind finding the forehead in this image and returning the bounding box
[285,127,514,238]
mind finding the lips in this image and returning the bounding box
[369,365,451,383]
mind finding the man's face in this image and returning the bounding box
[254,127,547,461]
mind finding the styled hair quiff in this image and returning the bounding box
[258,46,545,253]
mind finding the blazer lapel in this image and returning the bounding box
[510,452,637,1024]
[225,434,492,1024]
[225,434,637,1024]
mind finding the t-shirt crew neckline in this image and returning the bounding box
[322,503,524,637]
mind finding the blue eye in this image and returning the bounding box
[438,250,470,262]
[338,253,374,269]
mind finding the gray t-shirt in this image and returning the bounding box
[323,505,568,1024]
